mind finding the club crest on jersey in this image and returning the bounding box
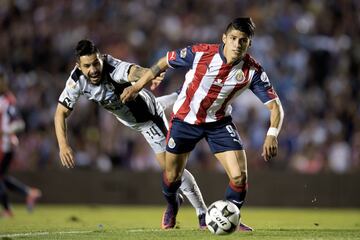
[235,69,245,82]
[168,137,176,149]
[180,48,187,58]
[168,51,176,61]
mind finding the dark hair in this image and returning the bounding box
[75,39,100,60]
[225,17,256,38]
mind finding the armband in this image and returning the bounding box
[266,127,278,137]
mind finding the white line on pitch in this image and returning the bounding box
[127,229,163,233]
[0,230,93,238]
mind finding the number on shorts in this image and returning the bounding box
[226,125,237,137]
[145,126,161,139]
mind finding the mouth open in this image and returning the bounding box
[89,74,101,84]
[90,73,100,78]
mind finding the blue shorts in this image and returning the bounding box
[166,117,243,154]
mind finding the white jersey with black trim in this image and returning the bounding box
[58,54,163,129]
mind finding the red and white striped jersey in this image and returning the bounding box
[166,43,278,125]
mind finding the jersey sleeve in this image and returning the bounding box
[58,76,81,110]
[107,55,133,83]
[166,46,195,69]
[249,69,278,104]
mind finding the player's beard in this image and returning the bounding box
[89,72,101,85]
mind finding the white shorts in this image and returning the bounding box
[114,94,169,154]
[117,111,168,154]
[139,119,168,153]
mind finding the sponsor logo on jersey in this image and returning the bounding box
[168,51,176,61]
[213,78,223,87]
[205,63,211,71]
[168,137,176,149]
[235,69,244,82]
[180,48,187,58]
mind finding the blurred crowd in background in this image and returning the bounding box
[1,0,359,174]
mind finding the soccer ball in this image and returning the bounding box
[205,200,240,235]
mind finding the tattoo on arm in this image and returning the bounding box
[150,64,161,77]
[129,66,147,82]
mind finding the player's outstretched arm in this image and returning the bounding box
[54,103,75,168]
[127,65,148,82]
[121,57,168,103]
[262,99,284,161]
[127,65,166,90]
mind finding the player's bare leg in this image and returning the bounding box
[155,152,207,228]
[215,150,253,231]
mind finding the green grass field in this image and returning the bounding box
[0,205,359,240]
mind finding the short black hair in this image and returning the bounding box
[75,39,100,60]
[225,17,256,38]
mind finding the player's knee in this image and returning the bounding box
[230,172,247,187]
[166,171,182,183]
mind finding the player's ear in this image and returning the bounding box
[222,33,227,44]
[76,62,80,70]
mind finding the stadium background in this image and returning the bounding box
[1,0,359,206]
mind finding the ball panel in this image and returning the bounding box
[205,200,240,235]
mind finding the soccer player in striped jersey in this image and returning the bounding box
[54,40,207,228]
[0,72,42,218]
[121,17,284,231]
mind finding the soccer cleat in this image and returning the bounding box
[1,209,14,218]
[26,188,42,212]
[161,194,182,229]
[238,222,253,231]
[198,213,207,230]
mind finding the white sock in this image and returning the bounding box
[156,92,178,111]
[180,169,207,216]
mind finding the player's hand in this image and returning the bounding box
[151,72,165,90]
[59,145,75,168]
[120,85,140,103]
[261,135,278,161]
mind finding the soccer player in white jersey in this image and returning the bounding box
[0,72,42,218]
[54,40,207,228]
[121,18,284,231]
